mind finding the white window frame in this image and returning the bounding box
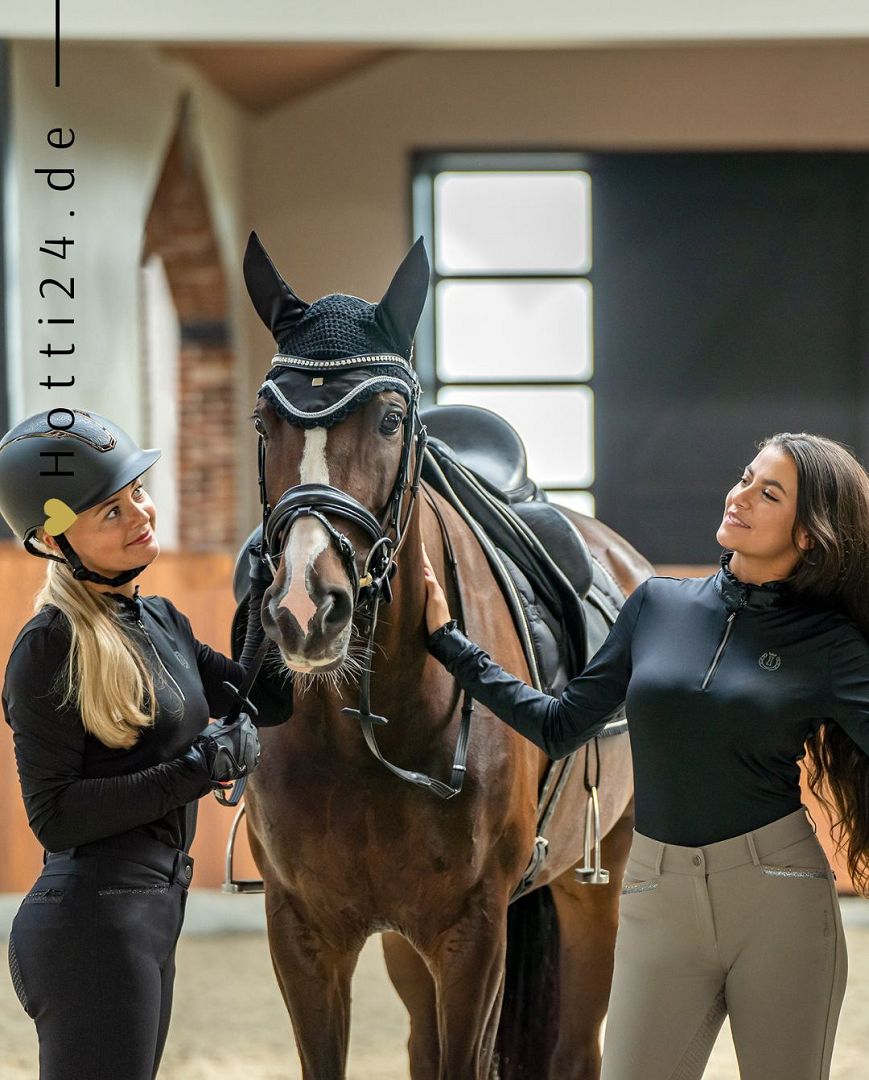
[412,151,595,513]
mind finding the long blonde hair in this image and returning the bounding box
[33,533,159,749]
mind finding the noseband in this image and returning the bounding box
[263,485,390,602]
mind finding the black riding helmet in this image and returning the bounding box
[0,408,161,587]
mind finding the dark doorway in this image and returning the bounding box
[591,152,869,564]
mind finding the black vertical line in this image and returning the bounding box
[0,40,9,538]
[55,0,61,87]
[411,154,437,402]
[0,39,7,434]
[854,157,869,466]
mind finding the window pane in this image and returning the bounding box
[436,385,594,488]
[436,280,592,382]
[435,171,591,274]
[544,490,596,518]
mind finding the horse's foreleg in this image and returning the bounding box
[481,970,506,1078]
[382,931,439,1079]
[427,902,508,1080]
[264,889,360,1080]
[547,798,635,1080]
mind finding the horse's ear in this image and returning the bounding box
[243,231,309,341]
[374,237,430,358]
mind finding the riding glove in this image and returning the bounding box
[184,713,261,783]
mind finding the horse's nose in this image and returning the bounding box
[316,588,352,634]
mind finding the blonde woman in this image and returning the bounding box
[0,408,287,1080]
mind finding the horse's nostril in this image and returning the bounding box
[320,589,352,630]
[273,604,304,640]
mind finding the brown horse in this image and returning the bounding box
[240,236,653,1079]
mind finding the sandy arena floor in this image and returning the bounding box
[2,900,869,1078]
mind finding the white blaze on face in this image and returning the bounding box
[279,427,330,633]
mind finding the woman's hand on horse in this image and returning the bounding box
[421,543,453,636]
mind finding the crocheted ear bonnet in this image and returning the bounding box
[243,233,429,428]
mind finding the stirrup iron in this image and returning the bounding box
[575,784,609,885]
[221,803,265,894]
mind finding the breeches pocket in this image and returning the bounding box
[620,853,661,897]
[756,834,832,882]
[621,876,660,896]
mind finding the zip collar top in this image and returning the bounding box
[621,559,869,845]
[428,552,869,847]
[104,583,145,619]
[2,591,248,853]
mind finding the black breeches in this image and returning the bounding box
[7,839,194,1080]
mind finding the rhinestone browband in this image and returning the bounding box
[270,352,415,375]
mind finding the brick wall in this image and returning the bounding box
[143,105,236,550]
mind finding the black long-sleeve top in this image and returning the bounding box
[428,554,869,846]
[2,586,292,853]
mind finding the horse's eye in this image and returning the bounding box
[381,411,403,435]
[253,416,268,439]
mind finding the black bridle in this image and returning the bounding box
[247,358,474,800]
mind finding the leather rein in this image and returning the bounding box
[251,376,475,800]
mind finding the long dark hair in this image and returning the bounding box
[762,433,869,893]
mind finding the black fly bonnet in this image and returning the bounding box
[243,231,430,602]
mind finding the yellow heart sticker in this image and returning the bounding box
[43,498,78,536]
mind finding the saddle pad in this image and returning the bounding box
[512,499,594,600]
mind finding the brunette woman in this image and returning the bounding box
[422,432,869,1080]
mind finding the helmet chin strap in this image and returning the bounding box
[25,531,147,588]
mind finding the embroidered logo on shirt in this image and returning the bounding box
[173,651,190,669]
[758,652,782,671]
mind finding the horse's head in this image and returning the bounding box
[243,233,429,682]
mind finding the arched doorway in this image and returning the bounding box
[140,97,237,551]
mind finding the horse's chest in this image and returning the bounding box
[253,781,486,908]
